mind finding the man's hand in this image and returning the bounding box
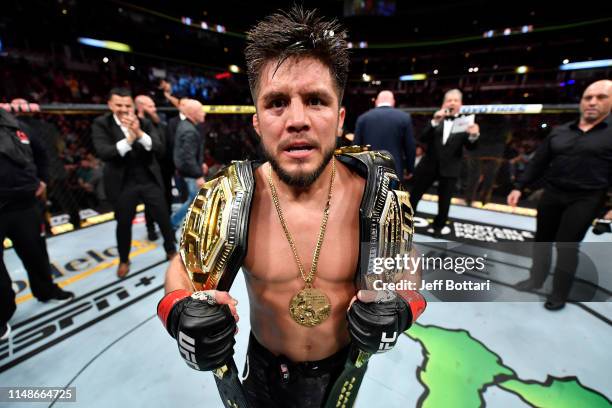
[121,112,142,140]
[202,163,209,176]
[432,109,446,123]
[196,177,205,188]
[507,189,522,207]
[467,123,480,136]
[35,181,46,198]
[158,290,239,371]
[347,290,413,354]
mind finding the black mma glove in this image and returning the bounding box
[158,290,237,371]
[347,290,415,354]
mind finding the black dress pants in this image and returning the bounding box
[410,169,457,230]
[112,179,175,263]
[529,186,606,301]
[464,157,502,205]
[0,203,58,326]
[144,167,173,234]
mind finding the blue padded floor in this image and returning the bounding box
[1,204,610,408]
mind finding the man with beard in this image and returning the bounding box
[91,88,176,278]
[157,7,425,407]
[508,79,612,310]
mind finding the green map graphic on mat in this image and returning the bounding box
[405,324,612,408]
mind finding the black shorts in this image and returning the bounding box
[242,332,349,408]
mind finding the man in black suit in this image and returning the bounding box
[410,89,480,237]
[91,88,176,278]
[354,90,415,182]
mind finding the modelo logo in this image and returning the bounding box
[13,246,119,296]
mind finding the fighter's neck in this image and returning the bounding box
[269,161,336,204]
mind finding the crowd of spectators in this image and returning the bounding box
[1,52,579,222]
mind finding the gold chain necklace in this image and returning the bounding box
[267,158,335,327]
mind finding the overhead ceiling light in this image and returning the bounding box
[362,73,372,82]
[102,57,109,63]
[399,74,427,81]
[433,69,439,74]
[562,59,570,64]
[468,68,473,72]
[129,65,135,71]
[473,67,479,72]
[560,59,612,71]
[516,66,528,74]
[229,65,240,73]
[78,37,132,53]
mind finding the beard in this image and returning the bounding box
[263,143,335,188]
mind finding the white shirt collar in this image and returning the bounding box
[376,103,393,108]
[179,112,186,121]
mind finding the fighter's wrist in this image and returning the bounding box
[157,289,192,336]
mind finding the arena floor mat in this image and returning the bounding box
[1,202,610,408]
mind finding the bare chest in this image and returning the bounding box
[243,172,363,288]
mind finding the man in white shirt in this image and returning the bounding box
[91,88,176,278]
[409,89,480,237]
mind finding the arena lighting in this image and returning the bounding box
[181,16,226,33]
[102,57,109,63]
[399,73,427,81]
[516,66,528,74]
[215,72,232,80]
[560,59,612,70]
[433,69,439,74]
[129,65,135,71]
[78,37,132,53]
[228,65,240,73]
[483,24,533,39]
[562,59,570,64]
[362,73,372,82]
[541,123,548,128]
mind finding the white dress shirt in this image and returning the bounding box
[113,114,153,157]
[431,117,479,145]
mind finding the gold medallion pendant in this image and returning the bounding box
[267,158,336,329]
[289,286,331,327]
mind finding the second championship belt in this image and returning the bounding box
[325,147,415,408]
[180,161,255,408]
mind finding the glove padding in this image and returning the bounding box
[347,290,412,354]
[167,297,237,371]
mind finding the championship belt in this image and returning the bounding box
[180,160,255,408]
[324,146,414,408]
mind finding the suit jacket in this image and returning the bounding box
[354,106,415,177]
[91,112,164,201]
[417,120,478,178]
[173,119,204,178]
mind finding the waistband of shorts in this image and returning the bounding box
[248,332,349,373]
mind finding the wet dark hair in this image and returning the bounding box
[108,87,132,100]
[245,6,349,103]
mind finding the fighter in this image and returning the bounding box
[157,7,425,407]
